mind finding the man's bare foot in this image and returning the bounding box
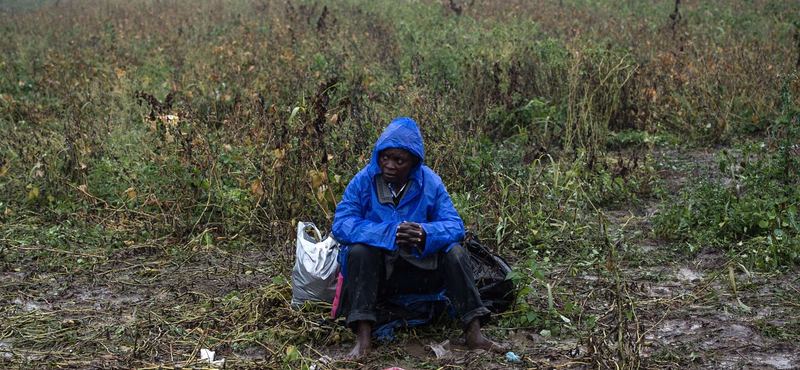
[464,318,508,353]
[344,321,372,360]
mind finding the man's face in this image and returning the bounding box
[379,148,416,186]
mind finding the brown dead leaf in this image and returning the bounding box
[251,179,264,197]
[145,194,159,206]
[309,170,326,188]
[645,88,658,103]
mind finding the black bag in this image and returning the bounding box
[464,230,516,314]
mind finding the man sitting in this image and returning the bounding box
[331,117,501,359]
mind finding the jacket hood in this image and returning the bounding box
[370,117,425,174]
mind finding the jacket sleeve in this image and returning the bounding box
[332,174,399,251]
[416,182,465,257]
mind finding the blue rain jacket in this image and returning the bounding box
[332,117,465,275]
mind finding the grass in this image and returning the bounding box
[1,0,799,368]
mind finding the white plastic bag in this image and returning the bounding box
[290,221,341,308]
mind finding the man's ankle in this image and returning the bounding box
[355,321,371,343]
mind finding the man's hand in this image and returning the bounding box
[396,222,426,250]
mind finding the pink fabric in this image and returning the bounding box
[331,272,344,318]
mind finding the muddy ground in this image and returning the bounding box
[1,149,798,370]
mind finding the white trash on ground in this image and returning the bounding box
[200,348,225,368]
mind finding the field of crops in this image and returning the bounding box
[1,0,799,368]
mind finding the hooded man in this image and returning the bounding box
[332,117,500,359]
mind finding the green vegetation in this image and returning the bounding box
[654,77,800,270]
[1,0,798,368]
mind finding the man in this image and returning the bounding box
[332,117,500,359]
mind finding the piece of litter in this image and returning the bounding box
[310,355,334,370]
[200,349,214,361]
[427,339,452,359]
[382,368,406,370]
[200,348,226,368]
[505,351,521,363]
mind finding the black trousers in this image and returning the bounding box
[337,243,490,331]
